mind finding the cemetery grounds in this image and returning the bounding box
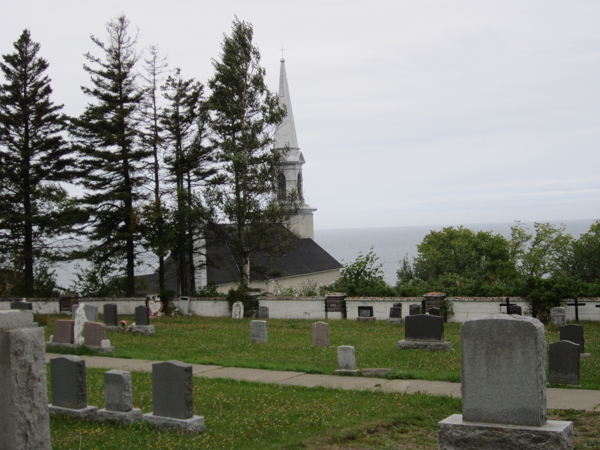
[42,315,600,449]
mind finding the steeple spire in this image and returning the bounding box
[273,58,299,149]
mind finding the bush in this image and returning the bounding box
[226,285,259,317]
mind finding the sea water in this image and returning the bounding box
[315,219,596,285]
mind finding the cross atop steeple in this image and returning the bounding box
[280,46,285,61]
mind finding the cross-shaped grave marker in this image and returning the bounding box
[499,297,516,315]
[567,297,586,322]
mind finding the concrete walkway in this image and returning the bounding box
[45,353,600,412]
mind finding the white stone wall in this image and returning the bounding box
[346,298,423,320]
[215,269,341,295]
[259,297,326,319]
[448,298,530,323]
[560,299,600,321]
[175,298,230,317]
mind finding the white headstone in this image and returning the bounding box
[180,296,190,315]
[232,301,244,319]
[337,346,356,370]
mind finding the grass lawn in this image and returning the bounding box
[43,315,600,389]
[48,368,600,450]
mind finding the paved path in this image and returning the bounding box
[45,353,600,412]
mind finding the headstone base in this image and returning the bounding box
[361,368,391,378]
[143,413,205,433]
[48,404,98,420]
[132,325,156,336]
[438,414,573,450]
[356,317,375,322]
[106,326,121,332]
[333,369,360,376]
[45,342,115,354]
[397,340,452,351]
[582,353,592,357]
[96,408,143,424]
[387,318,404,324]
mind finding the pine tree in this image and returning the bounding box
[0,29,78,296]
[207,18,299,286]
[72,15,147,296]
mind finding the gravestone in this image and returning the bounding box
[428,307,441,316]
[83,322,107,347]
[49,356,97,419]
[142,361,204,432]
[84,305,99,322]
[97,370,142,423]
[103,304,118,327]
[560,324,585,354]
[10,301,33,310]
[549,340,580,386]
[232,301,244,319]
[438,315,573,449]
[0,310,51,450]
[508,305,522,315]
[148,298,163,317]
[259,306,269,319]
[389,303,402,318]
[409,304,421,315]
[312,322,329,347]
[398,314,451,350]
[250,320,268,344]
[550,307,566,326]
[53,320,74,344]
[135,306,150,326]
[179,296,191,315]
[334,345,359,375]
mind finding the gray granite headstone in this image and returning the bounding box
[389,306,402,318]
[152,361,193,420]
[135,306,150,326]
[550,307,566,326]
[549,340,580,385]
[312,322,328,347]
[337,345,356,370]
[51,356,88,409]
[404,314,444,342]
[104,370,133,412]
[10,301,33,310]
[250,320,268,344]
[560,324,584,354]
[461,315,547,427]
[103,304,118,327]
[409,304,421,315]
[0,311,51,450]
[508,305,522,315]
[428,307,441,316]
[258,306,269,319]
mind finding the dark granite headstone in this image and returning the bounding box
[409,304,421,316]
[83,322,107,347]
[560,324,584,354]
[258,306,269,319]
[103,304,118,327]
[135,306,150,326]
[53,320,75,344]
[549,340,580,385]
[404,314,444,342]
[51,356,88,409]
[389,307,402,318]
[10,301,33,310]
[358,306,373,317]
[152,361,193,420]
[428,307,441,316]
[104,370,133,412]
[508,305,522,315]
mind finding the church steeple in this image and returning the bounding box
[273,58,299,150]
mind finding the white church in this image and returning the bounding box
[139,58,342,295]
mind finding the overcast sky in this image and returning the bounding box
[2,0,599,230]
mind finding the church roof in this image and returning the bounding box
[273,58,299,150]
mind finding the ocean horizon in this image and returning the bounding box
[315,219,597,285]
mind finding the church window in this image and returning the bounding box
[277,173,286,200]
[297,172,303,201]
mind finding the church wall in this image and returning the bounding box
[214,269,341,295]
[287,213,314,240]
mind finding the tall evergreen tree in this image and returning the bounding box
[0,29,78,296]
[207,18,299,286]
[71,15,147,296]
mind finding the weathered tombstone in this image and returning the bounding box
[142,361,204,432]
[549,340,580,386]
[409,304,421,315]
[53,320,75,344]
[83,322,108,347]
[132,306,155,335]
[48,356,97,418]
[84,305,99,322]
[135,306,150,326]
[508,305,522,315]
[97,370,142,423]
[179,296,191,315]
[550,307,566,326]
[438,315,573,449]
[0,310,51,450]
[258,306,269,319]
[312,322,329,347]
[232,301,244,319]
[103,304,118,327]
[398,314,451,350]
[10,301,33,310]
[334,345,359,374]
[250,320,268,344]
[357,306,375,322]
[560,324,585,354]
[428,307,441,316]
[389,305,402,318]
